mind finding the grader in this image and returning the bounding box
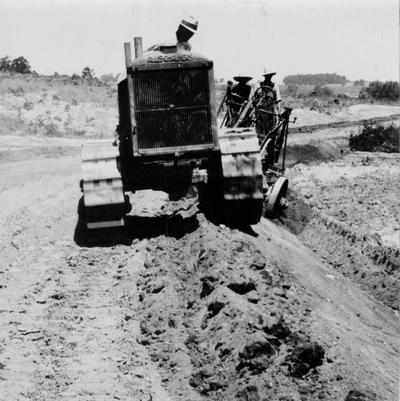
[80,18,292,230]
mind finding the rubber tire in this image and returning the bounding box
[264,176,288,217]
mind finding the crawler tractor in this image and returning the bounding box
[80,18,292,230]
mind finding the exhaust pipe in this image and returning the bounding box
[134,37,143,59]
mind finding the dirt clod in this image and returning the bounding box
[237,337,276,373]
[236,385,260,401]
[345,390,374,401]
[200,275,218,298]
[289,342,325,378]
[228,281,256,295]
[259,270,274,285]
[207,301,225,319]
[264,317,292,340]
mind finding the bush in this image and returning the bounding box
[82,66,94,80]
[0,55,31,73]
[285,84,298,97]
[10,56,31,74]
[309,85,334,97]
[44,123,62,137]
[8,87,25,96]
[353,79,366,87]
[100,73,118,86]
[359,81,400,100]
[0,56,11,71]
[349,123,399,153]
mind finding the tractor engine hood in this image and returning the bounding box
[129,44,212,71]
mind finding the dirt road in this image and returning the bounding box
[0,137,398,400]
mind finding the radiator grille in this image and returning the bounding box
[136,108,210,149]
[132,68,213,150]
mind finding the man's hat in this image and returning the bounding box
[176,16,198,43]
[262,72,276,79]
[233,76,253,84]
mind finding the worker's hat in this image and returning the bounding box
[176,16,198,43]
[262,72,276,79]
[233,76,253,84]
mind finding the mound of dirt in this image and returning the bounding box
[135,215,358,401]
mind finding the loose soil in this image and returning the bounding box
[284,126,399,311]
[0,128,398,400]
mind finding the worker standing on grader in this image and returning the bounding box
[218,70,295,215]
[261,73,281,110]
[225,76,253,127]
[259,72,282,122]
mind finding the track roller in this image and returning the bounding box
[218,127,264,225]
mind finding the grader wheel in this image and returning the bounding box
[264,176,289,217]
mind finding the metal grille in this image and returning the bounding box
[132,68,213,150]
[136,108,210,149]
[133,68,208,110]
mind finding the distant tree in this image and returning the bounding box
[353,79,366,87]
[10,56,31,74]
[285,84,298,96]
[100,73,117,85]
[0,56,11,71]
[283,73,347,86]
[359,81,400,100]
[71,73,81,86]
[82,66,95,80]
[53,71,60,78]
[310,85,334,97]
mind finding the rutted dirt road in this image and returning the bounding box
[0,133,398,400]
[0,155,170,400]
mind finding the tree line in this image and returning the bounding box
[0,55,119,86]
[283,73,347,86]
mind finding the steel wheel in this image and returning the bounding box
[264,176,289,217]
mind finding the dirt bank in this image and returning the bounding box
[135,213,398,401]
[282,126,399,310]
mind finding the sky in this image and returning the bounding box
[0,0,399,82]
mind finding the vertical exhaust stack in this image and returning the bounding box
[134,37,143,59]
[124,42,132,69]
[176,16,198,48]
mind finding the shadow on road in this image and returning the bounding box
[73,197,199,247]
[73,190,313,247]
